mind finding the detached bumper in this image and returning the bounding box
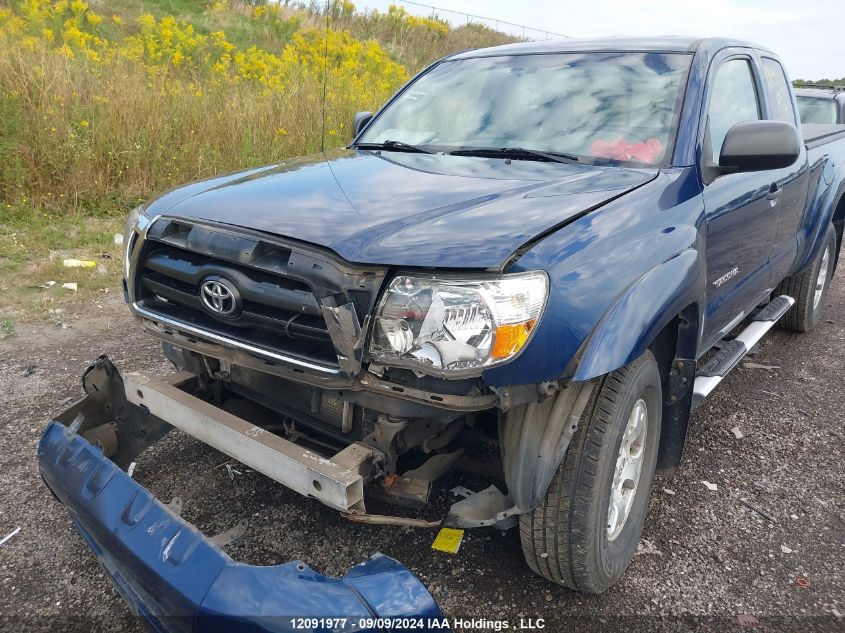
[39,420,444,632]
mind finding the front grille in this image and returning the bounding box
[131,218,385,370]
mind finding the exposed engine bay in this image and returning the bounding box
[159,343,505,522]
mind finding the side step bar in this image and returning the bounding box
[692,295,794,407]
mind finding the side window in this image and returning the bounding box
[761,57,797,123]
[707,59,761,163]
[798,97,838,125]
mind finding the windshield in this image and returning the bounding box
[358,52,692,165]
[797,96,839,124]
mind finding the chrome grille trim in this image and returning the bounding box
[132,303,344,375]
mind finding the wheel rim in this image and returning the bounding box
[607,398,648,541]
[813,246,831,311]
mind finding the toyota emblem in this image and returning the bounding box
[200,277,240,317]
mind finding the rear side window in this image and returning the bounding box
[707,59,761,163]
[760,58,797,124]
[797,97,838,124]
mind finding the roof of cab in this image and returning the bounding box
[446,36,772,60]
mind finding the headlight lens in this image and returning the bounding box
[368,271,548,376]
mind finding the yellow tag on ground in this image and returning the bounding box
[431,527,464,554]
[63,258,97,268]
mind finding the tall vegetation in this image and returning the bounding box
[792,79,845,87]
[0,0,516,216]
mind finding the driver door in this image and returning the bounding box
[701,53,780,347]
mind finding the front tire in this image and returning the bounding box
[519,350,662,593]
[775,225,837,332]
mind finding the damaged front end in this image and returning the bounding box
[38,356,444,631]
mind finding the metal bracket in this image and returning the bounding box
[493,381,559,411]
[359,373,499,411]
[379,475,431,509]
[331,439,383,483]
[445,485,517,530]
[342,513,440,528]
[56,356,177,469]
[81,422,119,458]
[374,415,408,473]
[666,358,695,404]
[403,448,464,481]
[210,518,248,547]
[320,303,368,376]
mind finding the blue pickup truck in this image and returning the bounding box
[41,36,845,626]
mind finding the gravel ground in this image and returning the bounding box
[1,277,844,632]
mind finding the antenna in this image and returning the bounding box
[321,1,330,153]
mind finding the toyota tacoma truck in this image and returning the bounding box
[41,36,845,626]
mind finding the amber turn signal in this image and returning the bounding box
[491,320,536,359]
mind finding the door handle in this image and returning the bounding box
[766,183,782,204]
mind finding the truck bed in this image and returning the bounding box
[803,123,845,149]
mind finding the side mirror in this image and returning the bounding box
[353,111,373,139]
[719,120,801,172]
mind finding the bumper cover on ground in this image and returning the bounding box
[39,420,445,632]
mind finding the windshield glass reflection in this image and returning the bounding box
[360,52,692,166]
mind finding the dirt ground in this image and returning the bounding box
[1,277,843,632]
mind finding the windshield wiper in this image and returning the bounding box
[355,140,435,154]
[449,146,580,163]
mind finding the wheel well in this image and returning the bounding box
[648,304,699,472]
[832,193,845,272]
[649,318,678,386]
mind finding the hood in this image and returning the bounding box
[147,149,657,269]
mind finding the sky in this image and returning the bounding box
[356,0,844,80]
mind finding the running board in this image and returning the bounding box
[692,295,794,408]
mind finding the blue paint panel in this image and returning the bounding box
[484,168,704,385]
[38,421,445,632]
[145,150,657,270]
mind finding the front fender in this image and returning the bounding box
[572,249,704,381]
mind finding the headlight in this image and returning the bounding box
[368,271,548,376]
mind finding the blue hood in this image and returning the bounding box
[146,149,658,269]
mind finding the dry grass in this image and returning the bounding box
[0,0,518,330]
[0,1,517,215]
[335,5,519,73]
[0,205,123,325]
[0,35,393,214]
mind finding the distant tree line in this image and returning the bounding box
[793,78,845,86]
